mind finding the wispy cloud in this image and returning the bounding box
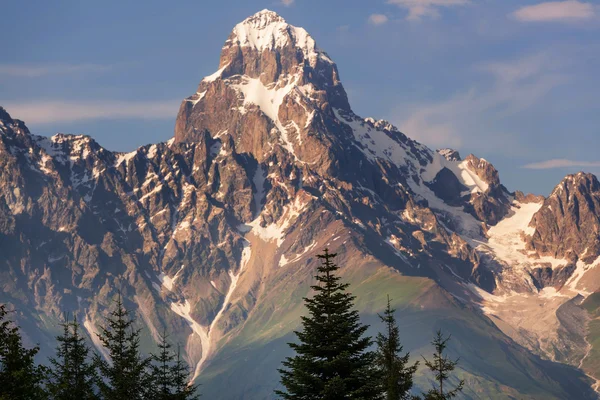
[2,100,179,124]
[280,0,294,6]
[387,0,470,21]
[393,52,569,151]
[477,53,558,84]
[512,1,596,23]
[0,64,112,78]
[368,14,389,25]
[523,159,600,169]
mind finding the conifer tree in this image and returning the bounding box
[149,329,175,400]
[47,313,98,400]
[276,249,379,399]
[149,330,200,400]
[376,296,418,400]
[171,344,200,400]
[0,304,47,400]
[422,330,464,400]
[94,294,151,400]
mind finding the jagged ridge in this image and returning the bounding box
[1,9,600,399]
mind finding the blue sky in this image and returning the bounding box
[1,0,599,195]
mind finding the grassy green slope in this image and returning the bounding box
[198,264,595,399]
[581,292,600,384]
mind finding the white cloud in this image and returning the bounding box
[393,52,569,151]
[477,53,557,84]
[2,100,179,124]
[0,64,111,78]
[387,0,470,21]
[512,1,596,23]
[280,0,294,6]
[368,14,389,25]
[522,159,600,169]
[400,113,463,148]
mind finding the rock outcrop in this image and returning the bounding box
[527,172,600,263]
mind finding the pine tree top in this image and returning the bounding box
[276,249,379,399]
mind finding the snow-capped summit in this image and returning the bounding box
[223,9,331,66]
[438,148,461,161]
[174,10,350,158]
[174,9,514,227]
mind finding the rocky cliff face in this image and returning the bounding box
[1,9,600,399]
[527,173,600,263]
[427,151,511,225]
[174,9,349,169]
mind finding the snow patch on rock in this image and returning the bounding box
[169,299,210,382]
[279,240,317,267]
[194,242,252,375]
[475,202,568,270]
[333,108,410,167]
[245,195,308,246]
[231,76,299,158]
[115,150,137,167]
[422,152,489,194]
[159,264,185,291]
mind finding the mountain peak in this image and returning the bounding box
[527,171,600,262]
[550,172,599,198]
[222,10,330,65]
[243,9,285,25]
[0,107,32,138]
[227,9,296,50]
[0,107,12,123]
[438,148,461,161]
[175,9,350,146]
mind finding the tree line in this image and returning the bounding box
[0,295,199,400]
[276,249,465,400]
[1,248,463,399]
